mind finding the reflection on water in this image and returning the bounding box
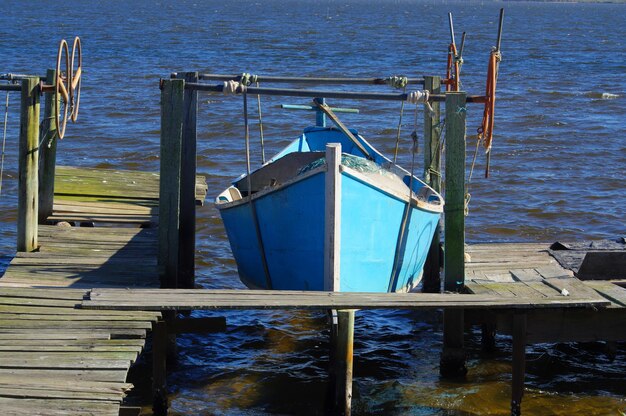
[1,0,625,414]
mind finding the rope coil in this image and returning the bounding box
[405,90,429,104]
[239,73,258,86]
[386,76,409,89]
[223,80,245,95]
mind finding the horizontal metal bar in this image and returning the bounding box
[0,84,21,91]
[185,82,486,103]
[0,73,47,82]
[280,104,359,114]
[195,73,425,86]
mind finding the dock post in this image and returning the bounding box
[39,69,58,223]
[511,313,527,416]
[158,79,185,289]
[440,92,467,377]
[176,71,198,289]
[333,309,355,416]
[17,77,40,252]
[152,319,168,416]
[422,75,442,293]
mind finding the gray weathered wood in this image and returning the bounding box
[422,76,442,294]
[39,69,58,223]
[324,144,342,291]
[17,77,40,252]
[82,289,609,311]
[158,79,185,288]
[177,72,199,289]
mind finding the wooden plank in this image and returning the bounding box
[0,368,128,382]
[542,277,605,299]
[584,281,626,307]
[82,289,610,310]
[510,269,544,282]
[443,92,466,292]
[0,357,131,370]
[17,77,40,252]
[0,385,125,401]
[0,397,119,415]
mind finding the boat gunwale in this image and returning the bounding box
[215,162,443,214]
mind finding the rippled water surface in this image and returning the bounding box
[1,0,625,415]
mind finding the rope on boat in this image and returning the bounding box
[392,85,407,164]
[236,74,266,163]
[255,82,266,164]
[387,102,421,292]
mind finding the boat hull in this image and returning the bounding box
[217,144,441,292]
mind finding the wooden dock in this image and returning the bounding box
[1,72,623,416]
[0,165,206,415]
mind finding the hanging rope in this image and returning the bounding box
[387,103,420,292]
[464,135,482,216]
[243,92,252,196]
[392,86,407,164]
[0,90,9,196]
[477,47,501,177]
[255,82,266,164]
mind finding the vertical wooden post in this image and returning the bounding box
[511,313,527,416]
[17,77,40,252]
[176,72,198,289]
[152,319,168,416]
[324,143,341,292]
[334,309,355,416]
[422,75,442,293]
[443,91,466,292]
[39,69,58,223]
[440,92,467,377]
[158,79,185,288]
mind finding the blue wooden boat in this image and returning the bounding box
[215,125,443,292]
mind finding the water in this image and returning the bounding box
[1,0,625,414]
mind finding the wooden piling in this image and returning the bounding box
[158,79,185,288]
[39,69,58,223]
[511,313,527,416]
[440,92,467,377]
[422,75,442,293]
[152,319,168,416]
[334,309,355,416]
[176,72,198,289]
[443,91,466,292]
[17,77,40,252]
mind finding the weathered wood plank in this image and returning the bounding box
[82,289,610,310]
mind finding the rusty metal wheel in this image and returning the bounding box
[54,39,70,139]
[70,36,82,122]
